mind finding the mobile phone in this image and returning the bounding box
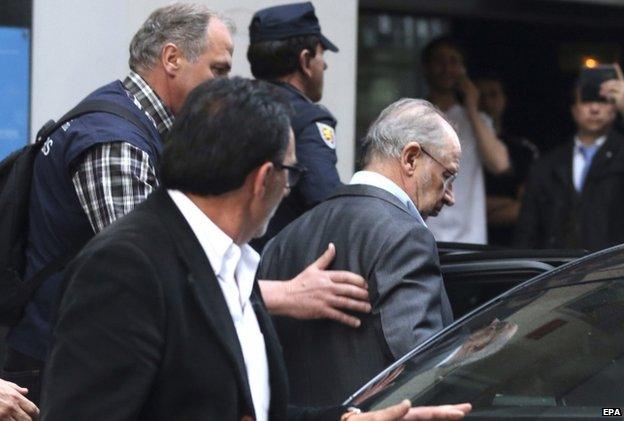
[579,64,618,102]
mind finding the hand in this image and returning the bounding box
[348,400,471,420]
[0,379,39,420]
[279,243,371,327]
[403,403,472,420]
[456,74,479,111]
[600,79,624,115]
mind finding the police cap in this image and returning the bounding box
[249,2,338,52]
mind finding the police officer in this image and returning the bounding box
[248,2,342,250]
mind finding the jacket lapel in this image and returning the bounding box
[551,143,576,196]
[582,130,624,193]
[251,285,289,421]
[152,189,255,415]
[186,272,254,411]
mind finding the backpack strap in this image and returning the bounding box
[22,243,86,301]
[36,99,152,143]
[25,100,154,299]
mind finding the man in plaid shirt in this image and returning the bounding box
[3,3,369,406]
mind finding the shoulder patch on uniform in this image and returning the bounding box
[315,122,336,149]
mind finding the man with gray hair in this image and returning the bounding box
[4,3,369,404]
[3,4,232,403]
[258,98,461,406]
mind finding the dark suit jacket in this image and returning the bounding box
[515,129,624,251]
[258,184,453,407]
[41,189,343,421]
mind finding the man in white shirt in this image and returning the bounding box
[421,37,510,244]
[41,78,471,420]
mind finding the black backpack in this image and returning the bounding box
[0,99,150,325]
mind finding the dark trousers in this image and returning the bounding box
[2,348,43,406]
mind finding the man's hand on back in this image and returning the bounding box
[259,243,371,327]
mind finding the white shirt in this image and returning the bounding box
[426,104,489,244]
[572,135,606,191]
[168,190,270,421]
[349,170,427,227]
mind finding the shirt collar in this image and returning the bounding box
[349,170,427,226]
[574,134,607,151]
[166,190,260,302]
[122,70,175,137]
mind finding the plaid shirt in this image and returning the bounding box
[71,72,174,233]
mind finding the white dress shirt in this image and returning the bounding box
[572,135,606,192]
[168,190,270,421]
[350,170,427,227]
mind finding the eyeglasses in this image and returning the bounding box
[273,162,307,188]
[421,146,457,190]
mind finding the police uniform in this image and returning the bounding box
[264,81,341,242]
[248,1,343,249]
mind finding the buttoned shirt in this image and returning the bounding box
[71,71,174,233]
[572,135,606,192]
[167,190,270,421]
[350,170,427,227]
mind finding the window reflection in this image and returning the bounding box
[351,248,624,415]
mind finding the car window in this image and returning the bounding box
[349,247,624,418]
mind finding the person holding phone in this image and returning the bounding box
[516,67,624,251]
[600,64,624,117]
[420,36,510,244]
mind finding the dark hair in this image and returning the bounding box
[161,77,292,195]
[247,35,320,80]
[570,80,581,104]
[421,35,465,65]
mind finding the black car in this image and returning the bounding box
[438,243,586,317]
[345,244,624,420]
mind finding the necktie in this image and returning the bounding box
[578,145,599,191]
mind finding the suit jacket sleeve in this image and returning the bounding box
[514,161,542,248]
[373,223,447,360]
[42,241,165,421]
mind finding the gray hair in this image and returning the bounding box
[360,98,453,167]
[128,3,234,73]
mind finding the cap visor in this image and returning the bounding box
[319,33,338,52]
